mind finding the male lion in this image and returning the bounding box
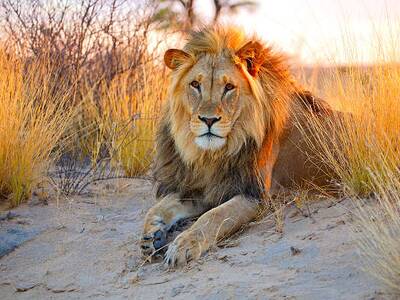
[141,27,335,267]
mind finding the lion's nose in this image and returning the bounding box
[198,115,221,128]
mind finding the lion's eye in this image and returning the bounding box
[225,83,235,91]
[190,80,200,89]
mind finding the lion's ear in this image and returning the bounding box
[236,41,268,77]
[164,49,191,70]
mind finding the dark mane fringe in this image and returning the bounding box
[154,121,265,207]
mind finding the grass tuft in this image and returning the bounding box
[78,60,167,177]
[0,50,74,207]
[302,64,400,197]
[355,160,400,294]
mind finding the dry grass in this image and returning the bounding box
[78,58,167,177]
[355,161,400,294]
[0,50,74,207]
[0,0,166,197]
[302,64,400,196]
[299,26,400,294]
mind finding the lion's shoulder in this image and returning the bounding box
[294,90,333,115]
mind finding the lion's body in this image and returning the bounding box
[141,27,337,267]
[154,96,331,207]
[271,97,334,192]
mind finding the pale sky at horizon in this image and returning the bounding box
[195,0,400,64]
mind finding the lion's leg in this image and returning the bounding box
[141,193,207,259]
[164,195,258,267]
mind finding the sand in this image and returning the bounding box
[0,179,394,299]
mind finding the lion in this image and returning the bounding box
[141,26,336,268]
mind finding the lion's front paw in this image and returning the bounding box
[141,229,167,259]
[141,217,168,260]
[164,230,204,268]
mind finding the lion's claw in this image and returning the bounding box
[164,230,203,268]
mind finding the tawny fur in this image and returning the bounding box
[141,26,337,267]
[155,27,332,203]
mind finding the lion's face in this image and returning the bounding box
[164,38,281,162]
[179,54,250,150]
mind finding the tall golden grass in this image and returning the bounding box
[0,50,74,207]
[78,59,167,177]
[0,31,167,203]
[355,160,400,295]
[301,26,400,294]
[0,0,166,197]
[303,64,400,196]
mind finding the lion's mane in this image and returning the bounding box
[153,27,326,207]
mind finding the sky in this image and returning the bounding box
[196,0,400,64]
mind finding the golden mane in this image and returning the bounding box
[184,27,246,55]
[165,26,297,165]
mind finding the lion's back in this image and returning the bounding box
[271,92,341,193]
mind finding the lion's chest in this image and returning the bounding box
[154,126,264,206]
[178,164,220,201]
[175,157,262,207]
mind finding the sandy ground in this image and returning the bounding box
[0,179,394,299]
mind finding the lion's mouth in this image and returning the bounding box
[198,132,224,139]
[195,131,226,150]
